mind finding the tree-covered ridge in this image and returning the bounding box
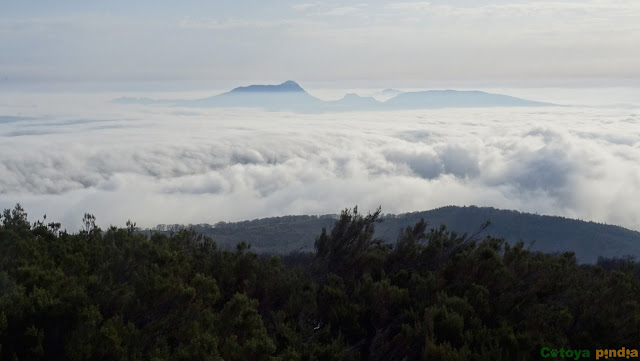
[150,206,640,263]
[1,204,639,360]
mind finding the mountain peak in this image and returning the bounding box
[116,83,555,111]
[230,80,305,93]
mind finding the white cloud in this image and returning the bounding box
[2,1,639,87]
[385,2,431,11]
[0,92,639,232]
[177,17,304,30]
[292,3,318,11]
[316,4,368,16]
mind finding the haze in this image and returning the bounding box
[1,1,639,231]
[1,0,640,89]
[1,91,639,231]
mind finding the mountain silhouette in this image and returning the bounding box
[181,81,323,111]
[385,89,552,108]
[229,80,305,93]
[114,81,557,111]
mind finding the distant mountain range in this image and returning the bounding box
[145,206,640,263]
[114,81,556,112]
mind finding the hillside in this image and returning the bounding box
[1,205,638,360]
[149,206,640,263]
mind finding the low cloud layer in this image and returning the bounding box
[1,93,639,232]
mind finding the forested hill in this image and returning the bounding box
[149,206,640,263]
[1,205,639,360]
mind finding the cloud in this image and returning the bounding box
[385,2,431,11]
[0,92,639,232]
[177,17,302,30]
[2,1,639,87]
[292,3,318,11]
[0,115,35,123]
[317,5,367,16]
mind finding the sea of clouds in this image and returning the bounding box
[1,91,639,231]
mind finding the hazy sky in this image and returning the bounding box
[2,0,639,89]
[1,1,639,233]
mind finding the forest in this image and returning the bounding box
[148,206,640,263]
[1,204,639,360]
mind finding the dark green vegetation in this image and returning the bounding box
[150,206,640,263]
[1,204,639,360]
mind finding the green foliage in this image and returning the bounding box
[0,204,639,360]
[217,293,275,360]
[150,206,640,263]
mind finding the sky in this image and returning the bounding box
[1,1,639,233]
[1,0,639,89]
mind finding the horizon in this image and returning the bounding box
[1,0,639,88]
[2,2,640,358]
[1,1,639,232]
[4,80,639,108]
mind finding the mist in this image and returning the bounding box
[0,91,638,231]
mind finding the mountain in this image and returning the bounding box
[114,81,557,111]
[385,90,551,108]
[3,206,639,359]
[380,88,404,97]
[228,80,305,93]
[327,93,383,111]
[147,206,640,263]
[181,80,324,112]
